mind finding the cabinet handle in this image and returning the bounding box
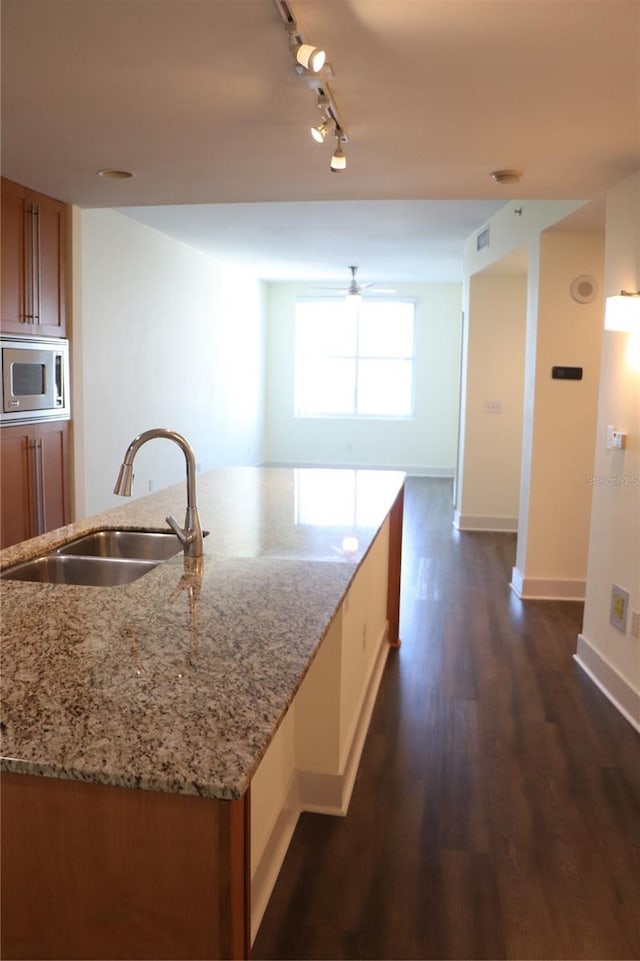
[23,205,32,323]
[32,204,41,324]
[33,438,45,535]
[22,203,41,324]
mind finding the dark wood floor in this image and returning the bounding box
[253,477,640,961]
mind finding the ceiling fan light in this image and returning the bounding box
[295,43,326,72]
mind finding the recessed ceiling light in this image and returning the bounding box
[97,169,134,179]
[490,169,523,185]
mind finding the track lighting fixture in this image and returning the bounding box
[330,136,346,172]
[273,0,349,171]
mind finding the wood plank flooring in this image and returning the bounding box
[253,477,640,961]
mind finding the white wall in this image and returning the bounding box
[264,282,462,474]
[464,199,588,276]
[72,208,265,517]
[513,230,605,598]
[455,267,527,530]
[577,171,640,728]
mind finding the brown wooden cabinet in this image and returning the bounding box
[0,420,70,549]
[1,177,67,337]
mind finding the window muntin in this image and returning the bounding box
[294,299,415,418]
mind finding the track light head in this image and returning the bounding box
[330,138,346,172]
[311,120,330,143]
[294,42,326,72]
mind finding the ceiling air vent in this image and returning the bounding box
[476,227,490,252]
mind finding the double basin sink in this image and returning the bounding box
[0,529,183,586]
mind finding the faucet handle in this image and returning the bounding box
[166,514,189,545]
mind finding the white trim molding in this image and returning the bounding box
[574,634,640,732]
[250,776,300,944]
[453,511,518,532]
[250,626,391,944]
[510,566,585,601]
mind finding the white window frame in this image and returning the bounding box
[294,297,416,420]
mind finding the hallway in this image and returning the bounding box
[253,477,640,960]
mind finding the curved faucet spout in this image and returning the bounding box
[113,428,204,558]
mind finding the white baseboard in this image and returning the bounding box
[453,511,518,532]
[574,634,640,732]
[510,566,586,601]
[250,626,392,943]
[404,467,455,478]
[260,460,453,477]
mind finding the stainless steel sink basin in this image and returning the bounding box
[0,554,159,586]
[57,528,182,561]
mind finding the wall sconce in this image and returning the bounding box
[604,290,640,331]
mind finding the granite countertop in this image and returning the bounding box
[0,466,404,800]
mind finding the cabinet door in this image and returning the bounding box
[32,191,66,337]
[0,178,26,332]
[34,420,70,534]
[0,178,67,337]
[0,421,70,549]
[0,427,34,549]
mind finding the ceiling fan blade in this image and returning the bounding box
[371,287,398,294]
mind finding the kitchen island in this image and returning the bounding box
[1,466,404,960]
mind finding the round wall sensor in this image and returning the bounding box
[570,275,598,304]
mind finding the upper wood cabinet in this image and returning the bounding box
[1,177,67,337]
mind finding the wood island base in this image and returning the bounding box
[1,773,249,960]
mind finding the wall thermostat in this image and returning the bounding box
[552,366,583,380]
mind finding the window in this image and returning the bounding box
[294,299,415,418]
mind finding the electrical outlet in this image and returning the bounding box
[484,400,502,414]
[631,609,640,640]
[610,584,629,634]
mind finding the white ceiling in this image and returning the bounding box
[2,0,637,282]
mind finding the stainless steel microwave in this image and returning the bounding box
[1,336,70,424]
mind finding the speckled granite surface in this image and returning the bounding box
[1,467,404,800]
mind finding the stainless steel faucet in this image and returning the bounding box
[113,428,204,558]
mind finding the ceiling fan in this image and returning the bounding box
[313,265,397,300]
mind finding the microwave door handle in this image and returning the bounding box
[54,353,63,406]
